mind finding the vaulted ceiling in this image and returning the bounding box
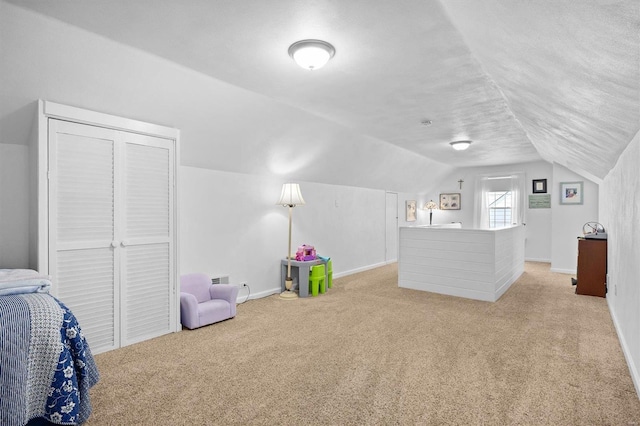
[8,0,639,181]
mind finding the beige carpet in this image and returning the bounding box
[86,262,640,425]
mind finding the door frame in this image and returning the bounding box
[35,100,181,334]
[36,100,180,271]
[385,191,399,263]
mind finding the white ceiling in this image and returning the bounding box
[9,0,639,180]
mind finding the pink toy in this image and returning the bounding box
[295,244,317,261]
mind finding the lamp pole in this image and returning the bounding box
[425,200,437,226]
[286,204,293,288]
[277,183,305,299]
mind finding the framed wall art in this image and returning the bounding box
[406,200,417,221]
[529,194,551,209]
[439,193,461,210]
[559,181,583,205]
[532,179,547,194]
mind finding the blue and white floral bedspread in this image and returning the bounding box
[0,293,100,425]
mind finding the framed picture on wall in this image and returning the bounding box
[439,193,461,210]
[559,181,583,205]
[532,179,547,194]
[406,200,417,221]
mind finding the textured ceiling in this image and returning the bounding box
[8,0,639,180]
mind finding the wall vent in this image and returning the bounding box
[211,275,230,285]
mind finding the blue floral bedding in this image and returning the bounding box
[0,293,99,425]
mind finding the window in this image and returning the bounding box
[474,172,525,230]
[487,191,512,228]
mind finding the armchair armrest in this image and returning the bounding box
[180,292,200,329]
[209,284,239,304]
[210,284,240,318]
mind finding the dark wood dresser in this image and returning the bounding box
[576,238,607,297]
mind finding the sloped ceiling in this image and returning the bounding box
[441,0,640,181]
[6,0,640,180]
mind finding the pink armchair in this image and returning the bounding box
[180,273,239,329]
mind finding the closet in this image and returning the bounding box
[34,101,180,354]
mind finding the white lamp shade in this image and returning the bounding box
[276,183,306,206]
[288,40,335,70]
[424,201,438,210]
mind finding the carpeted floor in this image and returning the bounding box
[86,262,640,425]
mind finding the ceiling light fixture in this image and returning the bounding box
[288,39,335,70]
[449,140,472,151]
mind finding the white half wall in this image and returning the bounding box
[0,143,29,268]
[398,225,525,302]
[179,166,387,298]
[600,131,640,396]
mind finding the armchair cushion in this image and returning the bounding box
[181,273,212,303]
[180,273,239,329]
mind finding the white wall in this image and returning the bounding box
[0,143,30,268]
[0,1,450,277]
[418,160,600,270]
[421,161,553,262]
[180,166,387,298]
[600,131,640,395]
[550,163,599,274]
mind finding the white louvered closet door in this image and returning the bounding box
[48,119,176,354]
[49,119,120,353]
[120,133,175,346]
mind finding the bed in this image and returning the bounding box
[0,269,99,426]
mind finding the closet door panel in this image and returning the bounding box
[121,133,175,345]
[52,121,116,246]
[56,248,116,351]
[124,140,171,240]
[122,243,171,344]
[48,119,120,354]
[56,139,114,243]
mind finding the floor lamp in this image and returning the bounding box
[277,183,305,299]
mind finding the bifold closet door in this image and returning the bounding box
[120,133,175,346]
[48,119,176,354]
[48,119,120,353]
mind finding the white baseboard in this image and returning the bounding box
[333,261,389,279]
[240,261,392,302]
[607,296,640,399]
[525,257,551,263]
[236,287,280,303]
[550,267,576,274]
[400,280,495,302]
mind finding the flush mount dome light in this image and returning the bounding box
[288,39,335,70]
[450,140,472,151]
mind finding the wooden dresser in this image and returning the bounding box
[576,238,607,297]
